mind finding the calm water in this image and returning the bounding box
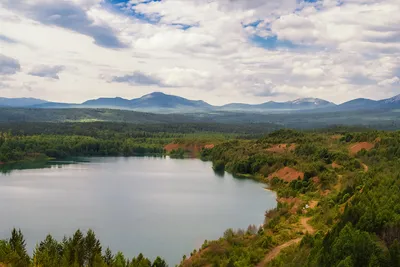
[0,157,276,264]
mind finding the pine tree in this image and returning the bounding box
[103,247,114,266]
[85,229,102,267]
[9,228,30,267]
[152,256,168,267]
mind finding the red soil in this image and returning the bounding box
[332,162,342,169]
[309,200,318,209]
[0,162,4,165]
[266,143,296,153]
[164,143,181,152]
[164,143,215,157]
[312,176,320,184]
[268,167,304,182]
[321,190,331,196]
[278,197,302,214]
[204,144,215,149]
[349,142,374,155]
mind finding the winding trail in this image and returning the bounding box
[361,163,369,172]
[256,238,302,266]
[300,217,315,234]
[257,217,315,267]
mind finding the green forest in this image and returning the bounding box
[0,228,167,267]
[1,123,400,267]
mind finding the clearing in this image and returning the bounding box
[164,143,215,155]
[300,217,315,234]
[349,142,374,155]
[268,167,304,182]
[266,143,296,153]
[278,197,302,214]
[332,162,342,169]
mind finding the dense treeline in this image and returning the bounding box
[1,107,400,130]
[0,228,167,267]
[0,132,166,163]
[0,122,282,163]
[0,122,280,138]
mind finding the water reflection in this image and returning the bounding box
[0,157,276,264]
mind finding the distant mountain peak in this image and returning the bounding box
[140,92,167,100]
[3,92,400,113]
[291,98,332,105]
[0,97,48,107]
[384,94,400,103]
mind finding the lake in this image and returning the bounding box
[0,157,276,264]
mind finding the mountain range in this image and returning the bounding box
[1,92,400,113]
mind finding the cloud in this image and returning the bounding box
[3,0,127,49]
[0,0,399,104]
[0,54,21,75]
[0,34,17,44]
[29,65,65,79]
[378,76,400,87]
[110,71,167,87]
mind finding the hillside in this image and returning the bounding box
[181,129,400,266]
[0,108,200,124]
[0,97,47,107]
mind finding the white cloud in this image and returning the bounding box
[29,65,65,79]
[0,54,21,75]
[0,0,398,104]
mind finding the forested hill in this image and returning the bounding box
[2,107,400,130]
[0,108,197,124]
[185,129,400,266]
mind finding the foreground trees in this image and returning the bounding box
[0,229,167,267]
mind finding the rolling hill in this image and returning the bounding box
[0,97,48,107]
[2,92,400,113]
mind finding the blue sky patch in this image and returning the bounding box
[250,35,299,50]
[104,0,162,24]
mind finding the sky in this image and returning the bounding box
[0,0,399,105]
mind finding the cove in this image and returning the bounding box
[0,157,277,264]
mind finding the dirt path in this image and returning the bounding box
[256,238,302,267]
[300,217,315,234]
[257,217,315,266]
[361,163,369,172]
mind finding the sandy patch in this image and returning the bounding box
[309,200,318,209]
[164,143,215,157]
[256,238,302,266]
[300,217,315,234]
[278,197,302,214]
[349,142,374,155]
[321,190,331,196]
[204,144,215,149]
[311,177,320,184]
[266,143,296,153]
[332,162,342,169]
[164,143,181,152]
[268,167,304,182]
